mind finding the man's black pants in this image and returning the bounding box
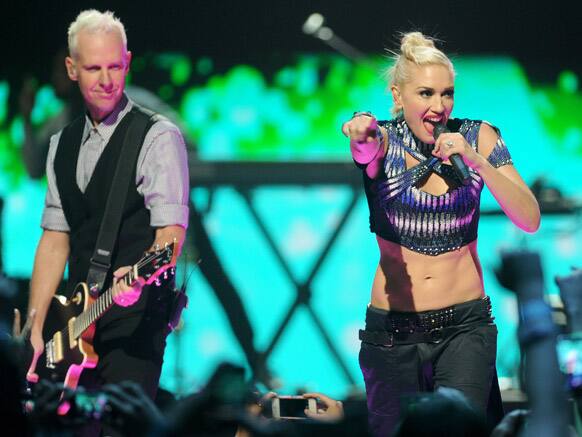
[78,284,173,436]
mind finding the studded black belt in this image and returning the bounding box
[359,320,491,347]
[360,296,493,346]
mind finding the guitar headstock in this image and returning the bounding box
[138,241,178,285]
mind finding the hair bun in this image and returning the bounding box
[385,31,454,116]
[400,32,436,62]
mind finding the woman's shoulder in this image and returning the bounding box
[453,118,503,135]
[451,118,490,148]
[450,117,482,131]
[453,118,508,159]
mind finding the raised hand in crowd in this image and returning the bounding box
[494,248,544,299]
[555,267,582,332]
[490,409,529,437]
[28,380,84,433]
[10,308,37,381]
[101,381,168,436]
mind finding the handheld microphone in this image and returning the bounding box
[433,122,471,186]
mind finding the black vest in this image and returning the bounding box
[54,105,158,294]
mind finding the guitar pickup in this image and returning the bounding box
[47,332,64,366]
[45,340,55,368]
[68,318,78,349]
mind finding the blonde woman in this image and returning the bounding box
[342,32,540,435]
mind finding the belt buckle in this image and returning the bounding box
[429,327,444,344]
[384,332,394,348]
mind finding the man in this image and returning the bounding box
[25,8,189,415]
[19,13,270,388]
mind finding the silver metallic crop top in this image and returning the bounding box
[362,117,513,255]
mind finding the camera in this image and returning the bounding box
[72,390,109,420]
[271,395,317,420]
[557,334,582,393]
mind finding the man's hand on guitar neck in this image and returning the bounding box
[112,266,145,307]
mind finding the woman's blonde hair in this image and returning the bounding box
[385,32,455,116]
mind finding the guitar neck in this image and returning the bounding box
[68,243,175,341]
[72,267,138,339]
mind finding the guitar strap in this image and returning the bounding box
[86,107,157,296]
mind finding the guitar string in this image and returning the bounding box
[72,252,163,336]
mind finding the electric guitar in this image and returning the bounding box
[35,243,177,391]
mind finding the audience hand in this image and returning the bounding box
[494,249,544,299]
[249,391,277,417]
[490,409,529,437]
[302,392,344,422]
[11,308,42,383]
[101,381,167,436]
[29,380,85,429]
[556,267,582,332]
[12,308,35,344]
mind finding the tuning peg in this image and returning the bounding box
[154,244,160,252]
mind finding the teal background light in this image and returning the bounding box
[0,53,581,397]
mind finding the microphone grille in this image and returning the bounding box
[432,123,448,140]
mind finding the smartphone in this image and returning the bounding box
[557,335,582,391]
[74,391,109,420]
[272,395,317,420]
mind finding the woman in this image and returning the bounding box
[342,32,540,435]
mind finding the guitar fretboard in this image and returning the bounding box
[71,268,136,339]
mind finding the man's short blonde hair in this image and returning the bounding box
[67,9,127,59]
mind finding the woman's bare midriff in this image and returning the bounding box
[370,236,485,312]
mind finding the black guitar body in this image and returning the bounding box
[36,283,97,389]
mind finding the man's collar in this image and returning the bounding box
[82,93,133,142]
[84,93,131,128]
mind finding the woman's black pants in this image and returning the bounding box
[359,296,503,436]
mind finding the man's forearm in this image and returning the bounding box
[28,230,70,334]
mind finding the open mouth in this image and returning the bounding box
[423,117,444,135]
[424,117,444,126]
